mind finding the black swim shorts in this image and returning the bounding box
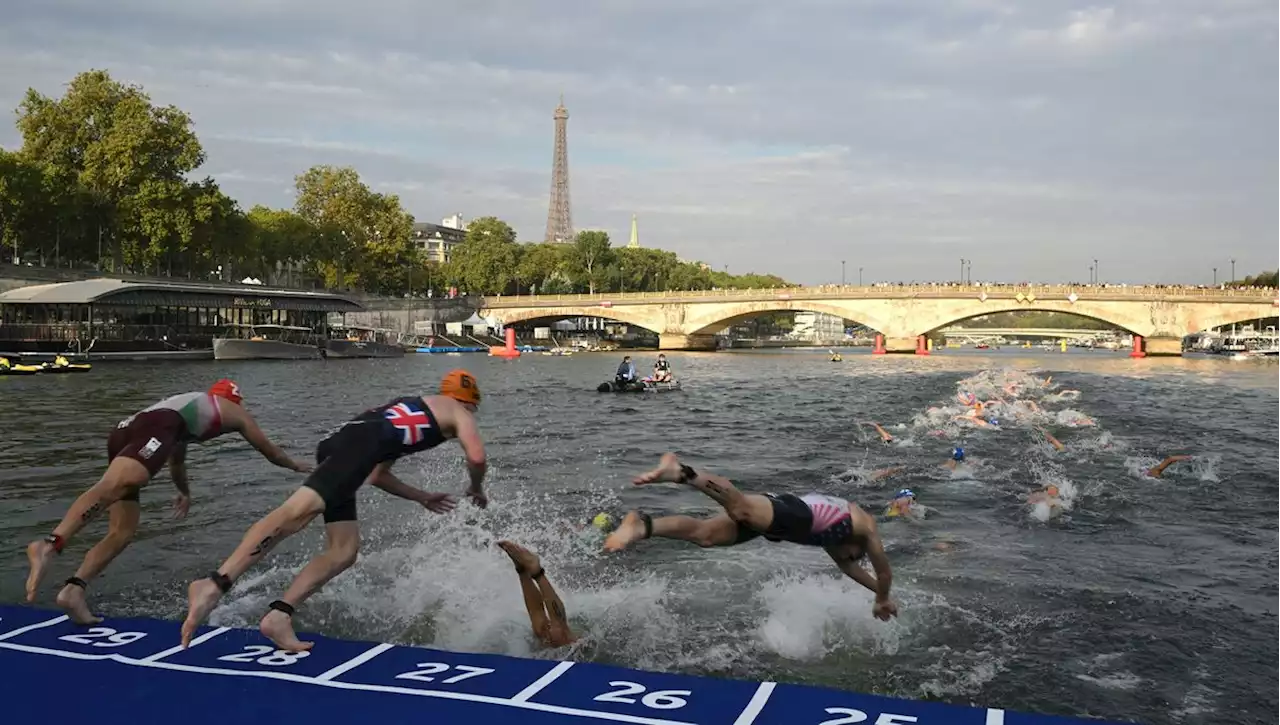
[734,493,813,544]
[734,493,854,547]
[302,422,388,523]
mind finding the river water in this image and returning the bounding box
[1,349,1276,725]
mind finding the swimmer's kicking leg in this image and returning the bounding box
[632,453,775,530]
[498,541,575,648]
[182,486,326,648]
[604,511,741,552]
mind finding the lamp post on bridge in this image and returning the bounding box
[965,259,972,284]
[859,267,863,286]
[841,260,846,286]
[1230,258,1235,285]
[959,258,966,284]
[1094,258,1099,284]
[1089,265,1094,284]
[1213,267,1217,286]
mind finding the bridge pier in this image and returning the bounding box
[659,333,718,351]
[1142,336,1184,357]
[881,336,920,354]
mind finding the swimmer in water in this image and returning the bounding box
[497,541,576,648]
[24,380,312,625]
[1147,455,1193,478]
[884,489,922,518]
[943,447,967,470]
[604,453,898,621]
[1027,484,1061,506]
[1037,428,1065,451]
[863,422,895,444]
[180,370,487,652]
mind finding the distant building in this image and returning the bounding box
[792,312,847,343]
[412,214,467,264]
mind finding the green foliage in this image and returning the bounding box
[1231,271,1278,288]
[0,68,793,296]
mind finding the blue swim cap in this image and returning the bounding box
[989,419,1000,426]
[953,447,965,461]
[895,489,915,500]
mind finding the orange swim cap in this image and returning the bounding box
[1046,485,1060,497]
[209,379,243,405]
[440,369,481,406]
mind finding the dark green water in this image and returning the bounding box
[1,348,1276,725]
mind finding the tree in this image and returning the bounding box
[245,206,319,285]
[570,230,613,293]
[516,242,569,294]
[1233,271,1278,288]
[0,148,42,263]
[445,216,519,294]
[292,165,415,292]
[15,69,205,272]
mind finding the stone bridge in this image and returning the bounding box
[480,285,1279,355]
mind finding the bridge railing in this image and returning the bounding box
[481,284,1278,306]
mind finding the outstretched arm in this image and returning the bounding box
[231,411,310,472]
[168,443,192,519]
[454,412,488,506]
[169,443,191,497]
[864,423,894,443]
[1148,455,1192,478]
[863,527,894,606]
[369,462,456,513]
[829,548,880,594]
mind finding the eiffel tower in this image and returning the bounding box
[544,96,574,243]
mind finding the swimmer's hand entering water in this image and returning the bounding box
[873,598,898,621]
[419,493,458,514]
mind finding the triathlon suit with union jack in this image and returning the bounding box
[733,492,855,547]
[304,396,446,523]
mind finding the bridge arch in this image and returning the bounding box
[488,306,661,334]
[1183,307,1279,335]
[912,300,1151,337]
[683,300,892,337]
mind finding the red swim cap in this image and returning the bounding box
[209,379,243,405]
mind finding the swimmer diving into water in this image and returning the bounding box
[24,380,311,625]
[604,453,898,621]
[498,541,576,648]
[180,370,488,652]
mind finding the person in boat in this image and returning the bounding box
[497,540,576,648]
[24,380,312,625]
[179,370,488,652]
[604,453,898,622]
[615,356,637,385]
[651,354,673,382]
[1147,455,1193,478]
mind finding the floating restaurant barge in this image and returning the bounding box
[0,278,363,360]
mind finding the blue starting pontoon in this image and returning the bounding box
[0,605,1132,725]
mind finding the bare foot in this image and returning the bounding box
[632,453,684,485]
[603,511,647,552]
[259,609,313,652]
[181,578,224,647]
[55,583,103,625]
[497,540,541,575]
[25,540,56,603]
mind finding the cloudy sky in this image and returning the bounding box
[1,0,1275,285]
